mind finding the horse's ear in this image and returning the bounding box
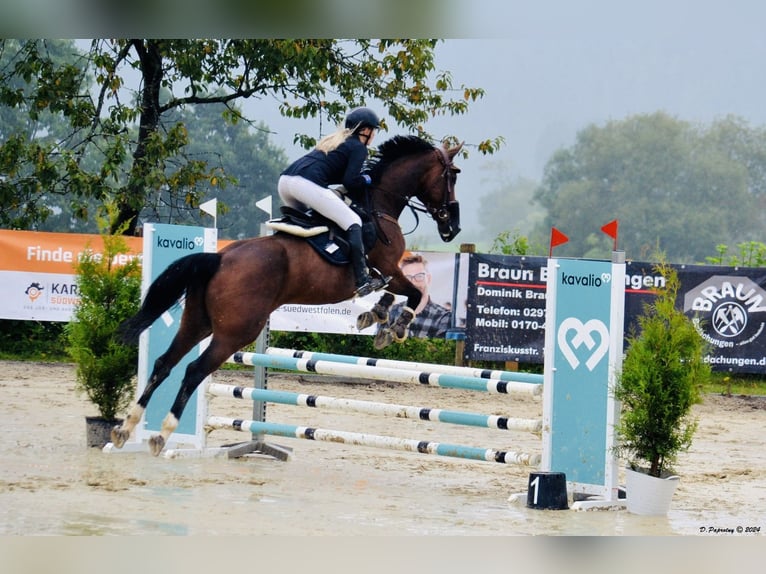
[447,141,464,158]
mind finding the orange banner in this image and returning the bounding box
[0,229,143,273]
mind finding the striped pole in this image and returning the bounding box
[207,382,542,433]
[206,416,541,466]
[266,347,544,384]
[227,352,542,397]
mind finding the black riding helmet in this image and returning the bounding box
[345,107,381,132]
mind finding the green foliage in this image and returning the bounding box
[267,331,456,366]
[488,230,540,256]
[65,228,141,420]
[0,39,494,236]
[153,102,286,240]
[0,320,68,361]
[706,372,766,397]
[533,112,765,262]
[613,263,710,477]
[705,241,766,267]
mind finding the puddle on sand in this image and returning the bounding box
[60,513,188,536]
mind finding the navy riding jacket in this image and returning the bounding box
[281,137,369,193]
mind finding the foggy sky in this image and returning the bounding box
[66,2,766,241]
[246,2,766,237]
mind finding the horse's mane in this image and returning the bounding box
[366,135,435,182]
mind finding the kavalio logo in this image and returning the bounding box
[156,235,204,250]
[557,317,610,371]
[560,272,611,288]
[684,276,766,348]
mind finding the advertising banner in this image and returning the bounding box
[269,251,469,337]
[464,254,548,363]
[136,223,217,447]
[542,257,623,496]
[0,229,142,321]
[465,256,766,374]
[2,228,766,374]
[624,261,766,373]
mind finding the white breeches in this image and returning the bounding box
[278,175,361,231]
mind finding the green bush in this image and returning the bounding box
[613,263,710,477]
[0,320,68,361]
[65,233,141,421]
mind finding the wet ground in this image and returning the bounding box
[1,361,764,536]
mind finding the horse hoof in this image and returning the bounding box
[371,306,389,324]
[392,325,409,344]
[110,427,130,449]
[373,329,394,350]
[356,311,375,331]
[148,435,166,456]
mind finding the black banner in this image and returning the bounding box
[465,255,766,374]
[464,254,548,363]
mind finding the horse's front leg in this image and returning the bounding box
[375,306,417,349]
[372,278,422,349]
[356,292,396,330]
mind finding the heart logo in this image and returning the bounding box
[557,317,610,371]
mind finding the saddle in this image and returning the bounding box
[266,205,376,266]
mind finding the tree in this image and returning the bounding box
[474,160,544,242]
[0,39,98,230]
[614,263,707,477]
[532,112,762,263]
[138,99,287,239]
[65,223,142,421]
[0,39,501,235]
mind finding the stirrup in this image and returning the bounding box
[354,276,388,298]
[367,266,391,291]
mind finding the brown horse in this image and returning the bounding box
[110,135,463,455]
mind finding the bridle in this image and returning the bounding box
[427,146,460,226]
[371,145,459,234]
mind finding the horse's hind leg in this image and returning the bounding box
[110,347,185,448]
[111,308,211,448]
[147,338,235,456]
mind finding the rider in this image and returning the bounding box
[278,107,387,297]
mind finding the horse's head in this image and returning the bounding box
[424,141,463,242]
[366,136,463,242]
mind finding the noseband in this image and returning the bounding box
[429,146,459,224]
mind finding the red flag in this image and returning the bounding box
[601,219,618,239]
[549,227,569,257]
[600,219,619,250]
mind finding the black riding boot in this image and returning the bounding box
[347,224,385,297]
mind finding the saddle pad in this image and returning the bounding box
[266,220,329,237]
[268,227,350,266]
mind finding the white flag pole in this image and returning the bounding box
[255,195,272,218]
[200,198,218,229]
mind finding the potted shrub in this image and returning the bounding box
[66,227,141,447]
[613,262,710,515]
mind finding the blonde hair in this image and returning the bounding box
[315,126,354,153]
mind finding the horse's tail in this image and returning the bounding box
[118,252,223,344]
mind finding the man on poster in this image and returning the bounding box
[379,252,452,339]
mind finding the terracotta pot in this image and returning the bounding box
[625,466,679,516]
[85,416,123,448]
